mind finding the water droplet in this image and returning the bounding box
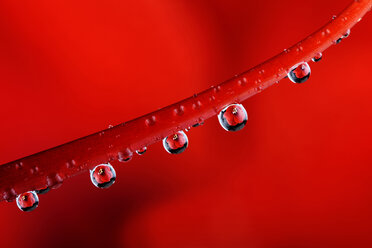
[332,15,337,20]
[218,104,248,132]
[334,38,342,44]
[35,186,50,195]
[213,86,221,93]
[192,101,202,110]
[288,62,311,84]
[3,188,17,202]
[117,148,133,162]
[136,147,147,155]
[46,173,64,189]
[145,116,156,127]
[15,162,23,170]
[16,191,39,212]
[312,52,323,62]
[108,125,114,129]
[192,121,204,127]
[163,131,188,154]
[185,127,191,132]
[173,105,185,116]
[90,164,116,189]
[342,29,350,38]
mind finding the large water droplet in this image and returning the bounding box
[90,163,116,189]
[163,131,188,154]
[312,52,323,62]
[16,191,39,212]
[288,62,311,83]
[136,147,147,155]
[218,104,248,132]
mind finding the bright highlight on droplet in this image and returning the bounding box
[16,191,39,212]
[288,62,311,83]
[90,164,116,189]
[163,131,188,154]
[218,104,248,132]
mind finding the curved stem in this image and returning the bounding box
[1,0,371,202]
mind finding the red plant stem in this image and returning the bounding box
[1,0,371,202]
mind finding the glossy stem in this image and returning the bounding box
[1,0,371,202]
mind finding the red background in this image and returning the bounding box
[0,0,371,247]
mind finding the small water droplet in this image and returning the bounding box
[30,166,39,174]
[118,148,133,162]
[237,80,245,86]
[173,105,185,116]
[342,29,350,38]
[15,162,23,170]
[254,79,262,84]
[185,126,191,132]
[136,147,147,155]
[192,121,204,127]
[3,188,17,202]
[16,191,39,212]
[145,116,156,127]
[312,52,323,62]
[163,131,188,154]
[334,38,342,44]
[90,163,116,189]
[47,174,64,189]
[213,86,221,93]
[35,186,50,195]
[209,95,216,102]
[218,104,248,132]
[288,62,311,83]
[192,101,202,110]
[108,125,114,129]
[332,15,337,20]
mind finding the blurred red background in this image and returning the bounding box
[0,0,371,247]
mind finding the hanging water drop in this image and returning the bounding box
[117,148,133,162]
[16,191,39,212]
[312,52,323,62]
[136,147,147,155]
[218,104,248,132]
[342,29,350,38]
[90,163,116,189]
[35,186,50,195]
[288,62,311,83]
[335,38,342,44]
[163,131,188,154]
